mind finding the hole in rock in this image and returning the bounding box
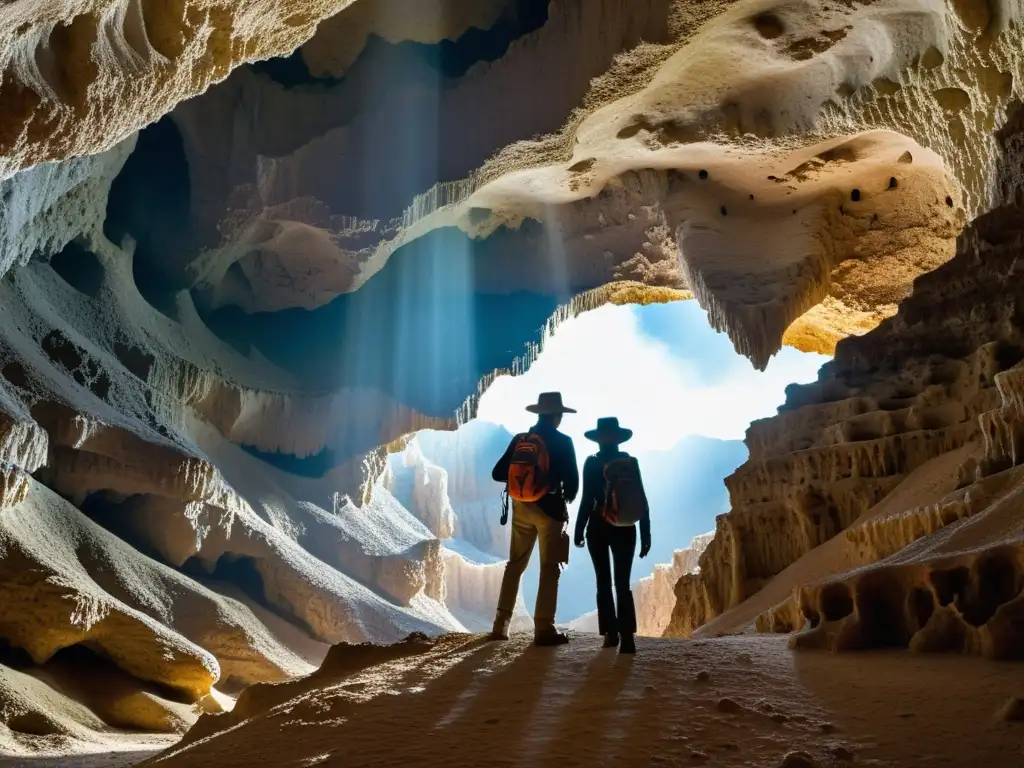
[908,586,935,629]
[751,12,785,39]
[387,299,830,631]
[931,566,969,606]
[114,341,155,381]
[104,114,192,303]
[802,605,821,629]
[855,575,910,648]
[40,332,111,400]
[1,361,29,390]
[49,240,104,297]
[48,643,193,709]
[205,553,269,610]
[820,583,854,621]
[962,552,1021,626]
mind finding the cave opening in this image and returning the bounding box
[390,298,831,632]
[203,553,268,608]
[855,576,910,648]
[48,241,105,297]
[961,552,1021,627]
[104,115,192,305]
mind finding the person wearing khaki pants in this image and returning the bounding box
[493,500,566,638]
[489,392,579,646]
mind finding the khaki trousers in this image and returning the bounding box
[494,500,564,636]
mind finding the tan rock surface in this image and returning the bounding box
[351,0,1024,365]
[635,531,713,637]
[0,0,358,179]
[669,110,1024,650]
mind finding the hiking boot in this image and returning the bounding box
[534,631,569,647]
[489,622,509,641]
[619,633,636,654]
[602,632,620,649]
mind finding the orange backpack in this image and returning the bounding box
[506,433,552,502]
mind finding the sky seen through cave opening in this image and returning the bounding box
[476,299,831,452]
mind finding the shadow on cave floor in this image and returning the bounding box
[140,634,1024,768]
[794,646,1024,766]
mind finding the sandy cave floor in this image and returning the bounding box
[120,632,1024,768]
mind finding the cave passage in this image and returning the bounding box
[104,115,192,298]
[402,300,831,625]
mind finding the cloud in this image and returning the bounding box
[476,301,829,452]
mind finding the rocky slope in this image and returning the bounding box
[666,106,1024,655]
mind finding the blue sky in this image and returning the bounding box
[476,299,831,451]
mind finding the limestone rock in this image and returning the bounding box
[441,543,530,633]
[636,531,712,637]
[670,106,1024,654]
[0,0,354,178]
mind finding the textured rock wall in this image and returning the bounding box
[634,531,712,637]
[667,104,1024,646]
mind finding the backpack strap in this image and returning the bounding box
[500,487,509,526]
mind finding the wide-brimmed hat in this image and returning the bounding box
[525,392,577,415]
[584,417,633,444]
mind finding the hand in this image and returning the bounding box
[574,534,585,548]
[639,539,651,558]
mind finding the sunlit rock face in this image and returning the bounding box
[666,106,1024,654]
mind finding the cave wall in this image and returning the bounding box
[666,104,1024,654]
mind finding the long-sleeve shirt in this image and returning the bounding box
[491,420,579,521]
[575,448,651,543]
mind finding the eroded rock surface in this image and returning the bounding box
[667,107,1024,654]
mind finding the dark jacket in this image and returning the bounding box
[575,448,651,543]
[492,420,579,521]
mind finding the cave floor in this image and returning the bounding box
[139,634,1024,766]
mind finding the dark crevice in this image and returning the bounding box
[855,576,910,648]
[49,241,105,297]
[252,0,551,89]
[78,492,165,563]
[908,586,935,630]
[242,445,336,478]
[104,114,193,299]
[182,553,315,640]
[930,566,969,607]
[49,644,194,709]
[962,553,1020,626]
[820,583,853,622]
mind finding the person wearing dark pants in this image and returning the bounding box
[574,417,651,654]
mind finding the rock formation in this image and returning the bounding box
[666,104,1024,656]
[635,531,713,636]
